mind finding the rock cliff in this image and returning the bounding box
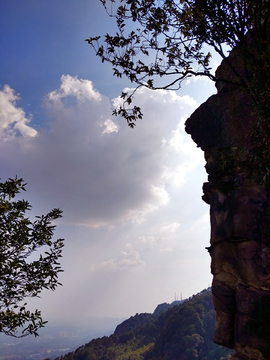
[185,29,270,360]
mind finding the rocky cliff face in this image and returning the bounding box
[185,29,270,360]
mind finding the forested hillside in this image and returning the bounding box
[53,289,232,360]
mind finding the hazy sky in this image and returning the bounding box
[0,1,220,327]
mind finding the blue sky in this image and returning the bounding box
[0,1,219,329]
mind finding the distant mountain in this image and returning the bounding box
[54,288,233,360]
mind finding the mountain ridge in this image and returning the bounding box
[54,288,233,360]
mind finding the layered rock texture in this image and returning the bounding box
[185,30,270,360]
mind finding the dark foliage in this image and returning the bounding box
[146,289,231,360]
[114,313,153,336]
[0,177,64,338]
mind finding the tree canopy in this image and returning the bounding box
[86,0,270,127]
[0,177,64,337]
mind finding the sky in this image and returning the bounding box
[0,0,220,329]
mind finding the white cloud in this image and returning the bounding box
[166,119,205,186]
[0,85,37,139]
[0,77,202,230]
[151,185,170,205]
[89,249,145,272]
[185,74,213,86]
[102,119,118,134]
[0,77,212,322]
[46,74,102,103]
[160,222,181,234]
[112,87,198,113]
[94,219,183,274]
[135,236,157,248]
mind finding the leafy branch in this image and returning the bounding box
[0,177,64,337]
[86,0,270,125]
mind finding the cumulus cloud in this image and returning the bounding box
[0,85,37,139]
[46,74,102,103]
[0,76,202,229]
[0,76,212,321]
[102,119,118,134]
